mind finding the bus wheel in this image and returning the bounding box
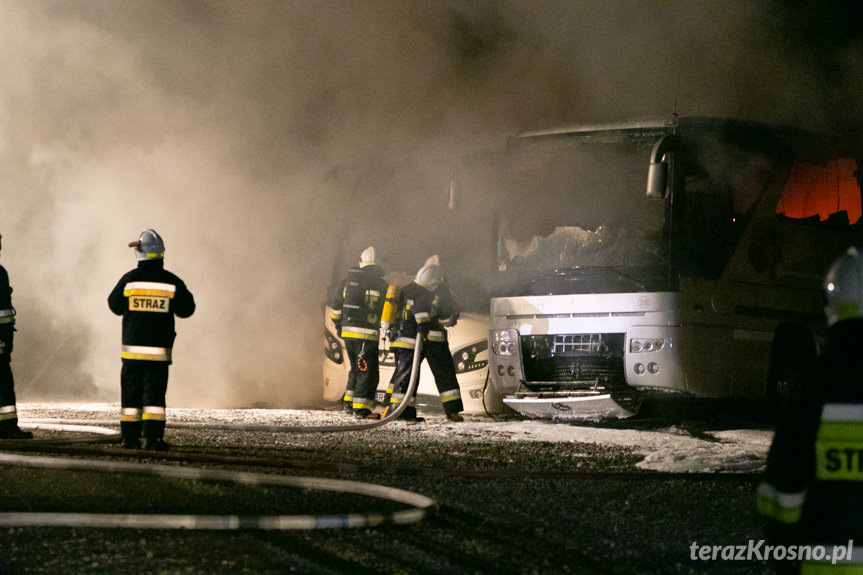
[765,323,817,415]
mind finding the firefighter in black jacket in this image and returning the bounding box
[108,229,195,451]
[330,247,387,419]
[387,257,464,422]
[757,247,863,573]
[0,232,32,440]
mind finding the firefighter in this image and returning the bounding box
[757,246,863,573]
[330,246,387,419]
[108,229,195,451]
[0,232,33,440]
[387,256,464,422]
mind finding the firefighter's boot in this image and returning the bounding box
[143,437,170,452]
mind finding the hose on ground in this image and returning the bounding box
[166,334,424,433]
[7,422,121,445]
[0,337,436,530]
[0,452,437,530]
[23,335,425,435]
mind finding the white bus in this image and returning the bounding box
[324,116,861,420]
[467,116,862,419]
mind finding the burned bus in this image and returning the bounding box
[472,116,862,419]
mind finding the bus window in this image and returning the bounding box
[777,158,861,226]
[678,150,774,279]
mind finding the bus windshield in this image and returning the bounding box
[495,132,669,295]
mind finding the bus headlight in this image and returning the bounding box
[629,337,671,353]
[452,340,489,374]
[324,329,344,364]
[490,329,519,356]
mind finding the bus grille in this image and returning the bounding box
[552,334,605,354]
[520,333,626,392]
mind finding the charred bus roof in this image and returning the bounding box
[509,116,860,163]
[513,116,675,140]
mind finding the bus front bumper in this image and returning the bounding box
[502,390,641,420]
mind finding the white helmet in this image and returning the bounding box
[824,247,863,326]
[416,263,444,291]
[423,254,440,268]
[359,246,377,268]
[129,229,165,261]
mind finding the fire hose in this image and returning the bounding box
[165,334,425,433]
[0,336,437,530]
[22,334,425,434]
[0,452,437,530]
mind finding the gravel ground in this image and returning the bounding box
[0,402,776,575]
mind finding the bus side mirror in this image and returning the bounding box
[646,135,676,199]
[647,161,667,199]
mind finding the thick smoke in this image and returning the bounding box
[0,1,859,407]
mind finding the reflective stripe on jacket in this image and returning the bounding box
[121,345,172,362]
[816,403,863,481]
